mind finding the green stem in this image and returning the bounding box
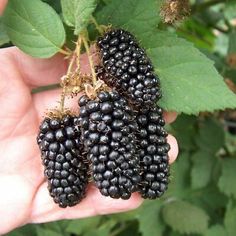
[60,53,76,113]
[91,16,103,34]
[81,34,97,86]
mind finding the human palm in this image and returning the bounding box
[0,47,178,234]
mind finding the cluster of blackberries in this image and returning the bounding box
[37,28,170,208]
[97,29,161,109]
[136,107,170,199]
[78,91,140,199]
[37,116,89,208]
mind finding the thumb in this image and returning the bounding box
[0,0,8,16]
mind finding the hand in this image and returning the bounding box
[0,46,178,234]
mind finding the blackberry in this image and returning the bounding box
[136,106,170,199]
[97,29,161,108]
[37,115,89,208]
[78,91,141,199]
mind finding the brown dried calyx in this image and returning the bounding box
[45,108,75,120]
[60,72,110,100]
[160,0,190,24]
[84,79,111,100]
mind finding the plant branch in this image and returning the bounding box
[76,36,82,73]
[60,53,76,113]
[91,16,103,34]
[81,34,97,86]
[59,48,71,56]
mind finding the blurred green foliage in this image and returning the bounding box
[2,0,236,235]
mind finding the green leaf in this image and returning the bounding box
[75,0,97,35]
[162,200,209,234]
[218,159,236,199]
[96,0,161,36]
[96,0,236,113]
[143,31,236,113]
[6,224,38,236]
[224,201,236,235]
[224,0,236,21]
[86,219,116,236]
[171,114,197,150]
[0,17,10,45]
[228,30,236,55]
[197,186,228,211]
[66,216,101,234]
[3,0,66,58]
[61,0,79,26]
[204,224,227,236]
[191,151,215,189]
[167,152,191,197]
[61,0,97,34]
[195,118,225,154]
[36,227,62,236]
[137,201,165,236]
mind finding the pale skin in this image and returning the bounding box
[0,2,178,234]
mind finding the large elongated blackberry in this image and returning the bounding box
[37,115,89,208]
[136,107,170,199]
[78,91,141,199]
[97,29,161,108]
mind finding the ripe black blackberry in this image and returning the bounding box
[37,115,89,208]
[78,91,141,199]
[136,106,170,199]
[97,29,161,108]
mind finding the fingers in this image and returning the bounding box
[30,183,143,224]
[0,0,7,15]
[163,111,178,124]
[33,89,81,120]
[0,47,67,88]
[30,133,178,224]
[167,134,178,164]
[0,46,97,89]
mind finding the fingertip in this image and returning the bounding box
[167,134,179,164]
[163,111,178,124]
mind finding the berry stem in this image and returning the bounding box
[75,36,82,73]
[90,16,103,35]
[59,48,71,56]
[60,53,77,113]
[81,34,97,86]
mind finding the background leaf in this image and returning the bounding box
[61,0,79,27]
[0,17,10,46]
[65,217,101,234]
[218,159,236,199]
[61,0,97,35]
[162,200,209,234]
[137,201,165,236]
[195,119,225,154]
[204,224,227,236]
[96,0,161,36]
[191,151,215,189]
[3,0,66,58]
[144,31,236,113]
[224,202,236,235]
[74,0,97,35]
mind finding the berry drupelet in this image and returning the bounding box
[136,106,170,199]
[78,91,141,199]
[37,115,89,208]
[97,29,161,108]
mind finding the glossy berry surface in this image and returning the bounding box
[37,115,89,208]
[97,29,161,108]
[136,106,170,199]
[78,91,141,199]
